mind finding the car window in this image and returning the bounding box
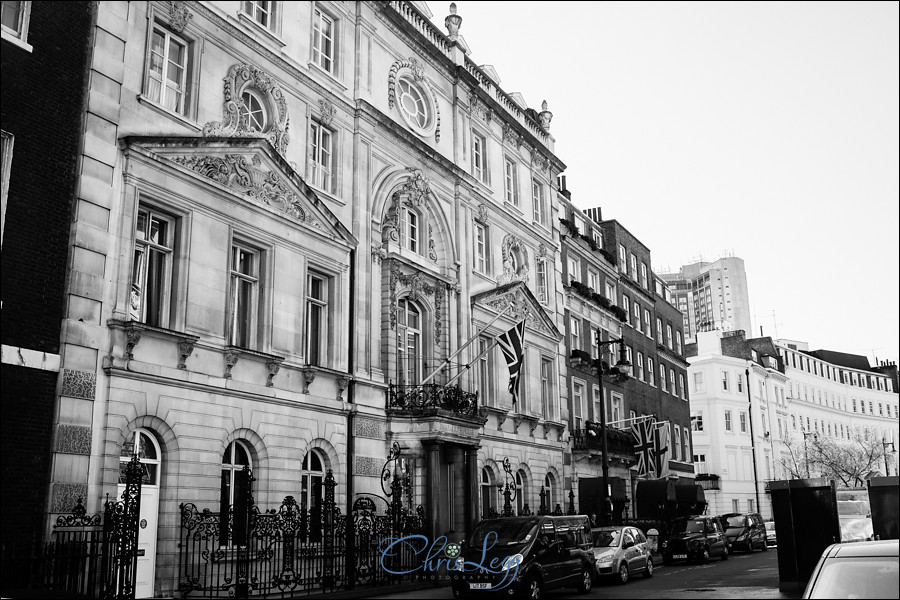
[623,532,635,547]
[634,530,647,544]
[593,530,621,548]
[807,556,899,599]
[673,519,705,534]
[726,515,747,528]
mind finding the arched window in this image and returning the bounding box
[481,468,496,518]
[119,429,160,485]
[219,440,252,546]
[397,299,422,386]
[301,449,326,542]
[240,89,268,132]
[544,473,555,513]
[515,470,525,515]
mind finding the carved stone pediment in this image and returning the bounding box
[471,281,561,341]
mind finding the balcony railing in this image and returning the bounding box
[696,474,721,491]
[571,425,635,455]
[387,383,478,417]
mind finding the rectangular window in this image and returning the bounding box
[748,499,755,513]
[737,373,744,393]
[477,336,495,407]
[630,253,637,279]
[400,207,419,253]
[306,271,328,366]
[648,357,655,386]
[740,411,748,433]
[670,369,676,395]
[567,256,579,283]
[592,385,601,423]
[504,158,519,206]
[694,453,707,473]
[644,309,652,337]
[0,130,11,248]
[674,426,682,461]
[312,8,335,73]
[532,178,546,225]
[131,206,175,327]
[676,330,683,354]
[679,374,685,399]
[605,281,616,304]
[725,410,733,432]
[535,258,548,304]
[732,499,740,513]
[622,295,631,326]
[310,120,334,192]
[618,244,626,273]
[541,358,554,420]
[573,381,585,431]
[244,1,275,30]
[692,413,704,432]
[570,317,580,351]
[656,317,663,344]
[473,133,487,183]
[1,0,31,48]
[641,262,648,288]
[636,352,644,381]
[666,324,673,349]
[229,242,260,348]
[146,25,190,115]
[611,392,622,426]
[722,371,730,391]
[593,230,603,249]
[659,364,667,391]
[474,223,488,273]
[588,269,599,292]
[633,302,641,329]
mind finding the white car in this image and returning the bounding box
[589,526,654,584]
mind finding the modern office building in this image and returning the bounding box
[659,256,751,343]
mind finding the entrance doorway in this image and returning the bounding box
[118,429,161,598]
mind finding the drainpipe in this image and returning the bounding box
[746,367,762,513]
[346,248,356,588]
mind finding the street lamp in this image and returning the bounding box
[592,335,631,526]
[882,438,896,476]
[801,430,817,478]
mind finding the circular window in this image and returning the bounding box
[241,89,268,132]
[396,76,434,137]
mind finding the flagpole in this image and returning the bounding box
[419,301,514,386]
[444,339,500,388]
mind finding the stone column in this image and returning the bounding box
[425,440,443,541]
[465,445,480,534]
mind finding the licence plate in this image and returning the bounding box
[674,554,687,559]
[470,583,492,590]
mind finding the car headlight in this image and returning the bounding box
[500,554,523,572]
[596,558,613,566]
[737,533,749,541]
[661,541,668,549]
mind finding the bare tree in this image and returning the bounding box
[780,434,811,479]
[808,433,886,488]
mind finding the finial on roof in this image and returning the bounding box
[538,100,553,131]
[445,3,462,40]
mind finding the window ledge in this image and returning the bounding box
[2,30,32,52]
[306,61,347,92]
[307,183,345,206]
[137,95,202,132]
[237,13,286,48]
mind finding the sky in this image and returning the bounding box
[427,1,900,366]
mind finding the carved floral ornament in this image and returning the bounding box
[318,99,336,127]
[388,58,441,141]
[203,64,291,155]
[502,123,523,149]
[380,169,437,262]
[388,261,445,344]
[170,154,323,229]
[168,1,193,33]
[499,234,530,285]
[468,89,492,124]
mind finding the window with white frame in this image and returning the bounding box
[656,317,663,344]
[618,244,626,273]
[400,206,421,254]
[644,309,652,337]
[660,364,667,391]
[131,206,175,327]
[229,242,261,348]
[694,453,707,473]
[305,270,329,367]
[622,295,631,326]
[640,262,648,288]
[676,331,683,354]
[532,178,546,226]
[591,385,601,423]
[605,281,616,304]
[397,298,423,386]
[679,374,685,399]
[722,371,730,391]
[666,324,673,349]
[674,425,682,461]
[737,373,744,393]
[629,253,637,279]
[626,346,634,371]
[694,372,705,393]
[241,88,268,132]
[636,352,644,381]
[593,230,603,249]
[473,132,487,183]
[588,269,599,293]
[1,0,31,49]
[535,258,548,305]
[724,410,733,431]
[570,317,580,351]
[567,255,579,284]
[610,392,622,427]
[692,413,703,431]
[243,1,278,32]
[504,158,519,206]
[300,448,326,542]
[477,335,495,407]
[647,356,655,386]
[739,412,748,433]
[145,25,191,116]
[541,357,554,420]
[312,7,335,73]
[633,301,641,330]
[474,222,488,274]
[573,380,585,431]
[669,368,676,395]
[309,119,334,193]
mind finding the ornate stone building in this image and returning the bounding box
[45,2,571,596]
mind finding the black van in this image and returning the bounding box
[718,512,767,553]
[450,514,594,599]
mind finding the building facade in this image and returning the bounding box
[659,256,751,343]
[41,2,573,597]
[688,331,899,521]
[1,0,94,586]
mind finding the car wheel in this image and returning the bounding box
[761,539,768,552]
[700,546,710,563]
[577,568,592,593]
[618,562,629,584]
[643,557,654,578]
[721,546,729,561]
[522,576,543,600]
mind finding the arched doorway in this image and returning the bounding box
[118,428,161,598]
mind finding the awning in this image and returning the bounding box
[610,476,627,501]
[675,481,706,505]
[635,479,676,519]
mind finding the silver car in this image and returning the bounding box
[589,526,654,584]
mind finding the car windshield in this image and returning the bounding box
[726,516,747,528]
[673,519,705,534]
[807,556,899,599]
[592,530,621,548]
[469,518,540,547]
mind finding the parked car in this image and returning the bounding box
[661,515,729,564]
[764,521,777,547]
[803,539,898,599]
[450,515,594,599]
[589,525,653,584]
[718,512,767,553]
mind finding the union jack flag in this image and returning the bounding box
[497,320,526,405]
[632,418,656,478]
[653,423,671,478]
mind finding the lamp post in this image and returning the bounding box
[745,367,762,516]
[593,335,631,526]
[882,438,896,476]
[801,430,817,478]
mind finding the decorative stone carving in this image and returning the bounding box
[388,261,444,344]
[318,98,336,127]
[467,89,492,124]
[265,359,282,387]
[177,339,195,370]
[497,411,509,431]
[202,64,290,155]
[530,147,551,174]
[371,243,388,264]
[224,349,240,379]
[302,368,317,394]
[354,455,383,477]
[51,483,89,513]
[474,203,489,225]
[353,417,385,440]
[499,234,530,285]
[337,376,350,401]
[473,281,562,341]
[538,100,553,132]
[61,369,96,400]
[171,154,322,228]
[169,1,193,33]
[428,225,437,262]
[125,328,142,360]
[382,169,432,244]
[538,243,549,259]
[444,2,462,39]
[56,425,92,455]
[502,123,523,148]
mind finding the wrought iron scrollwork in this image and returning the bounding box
[387,383,478,417]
